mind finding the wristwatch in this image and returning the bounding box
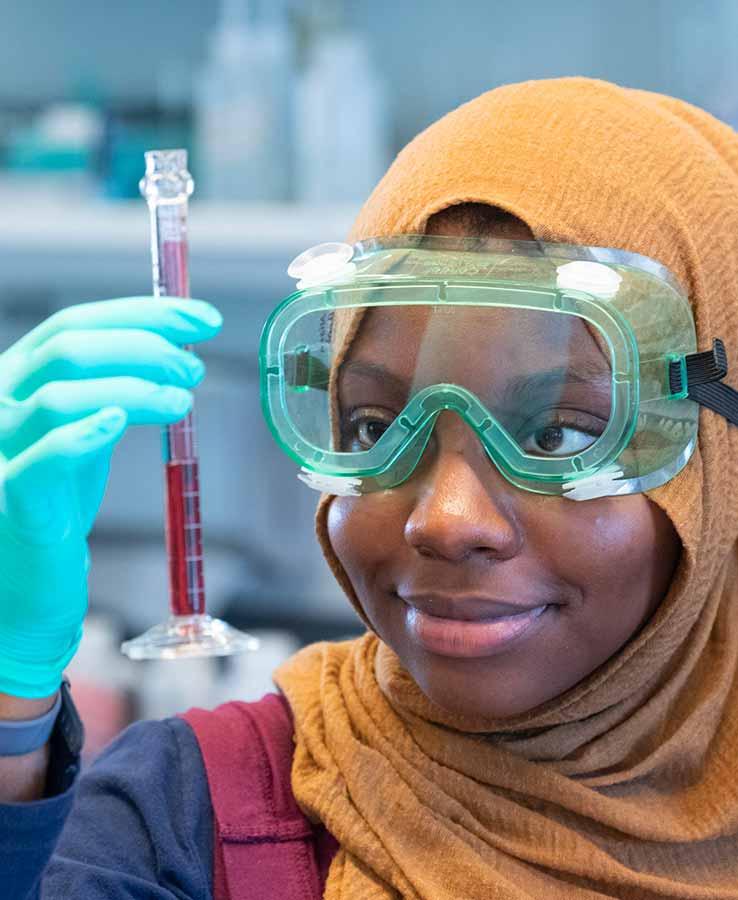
[45,677,85,796]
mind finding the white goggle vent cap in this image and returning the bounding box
[556,260,623,299]
[288,242,356,289]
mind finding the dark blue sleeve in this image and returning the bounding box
[2,717,214,899]
[0,781,76,900]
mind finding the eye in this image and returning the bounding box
[358,420,388,447]
[342,407,394,451]
[518,411,605,457]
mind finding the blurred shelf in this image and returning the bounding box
[0,195,359,254]
[0,192,360,302]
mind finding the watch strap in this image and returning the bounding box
[44,677,84,796]
[0,690,61,757]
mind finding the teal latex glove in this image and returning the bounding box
[0,296,223,698]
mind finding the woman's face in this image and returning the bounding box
[327,211,682,720]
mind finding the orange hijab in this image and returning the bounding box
[274,77,738,898]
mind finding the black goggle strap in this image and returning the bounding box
[668,338,738,427]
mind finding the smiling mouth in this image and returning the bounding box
[425,606,548,621]
[404,603,552,658]
[397,591,558,622]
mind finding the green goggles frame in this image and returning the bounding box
[259,235,701,499]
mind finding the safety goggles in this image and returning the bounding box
[260,234,737,500]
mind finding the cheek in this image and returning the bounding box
[574,496,675,580]
[540,494,680,635]
[327,494,408,591]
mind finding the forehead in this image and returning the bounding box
[343,305,610,380]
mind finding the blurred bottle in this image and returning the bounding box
[4,98,104,200]
[193,0,292,202]
[294,0,388,205]
[137,657,219,720]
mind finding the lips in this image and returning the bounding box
[398,592,553,622]
[405,604,550,657]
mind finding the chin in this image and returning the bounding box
[407,657,543,722]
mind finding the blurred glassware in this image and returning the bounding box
[4,101,103,195]
[193,0,292,202]
[294,0,388,205]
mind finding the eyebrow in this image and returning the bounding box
[339,359,612,404]
[339,361,411,397]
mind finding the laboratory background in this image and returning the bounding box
[0,0,735,760]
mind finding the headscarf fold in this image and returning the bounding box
[274,77,738,898]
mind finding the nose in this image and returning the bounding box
[403,411,523,563]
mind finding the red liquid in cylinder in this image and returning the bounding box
[160,239,188,297]
[164,459,205,616]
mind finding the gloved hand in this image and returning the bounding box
[0,296,223,698]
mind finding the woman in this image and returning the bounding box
[3,77,738,898]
